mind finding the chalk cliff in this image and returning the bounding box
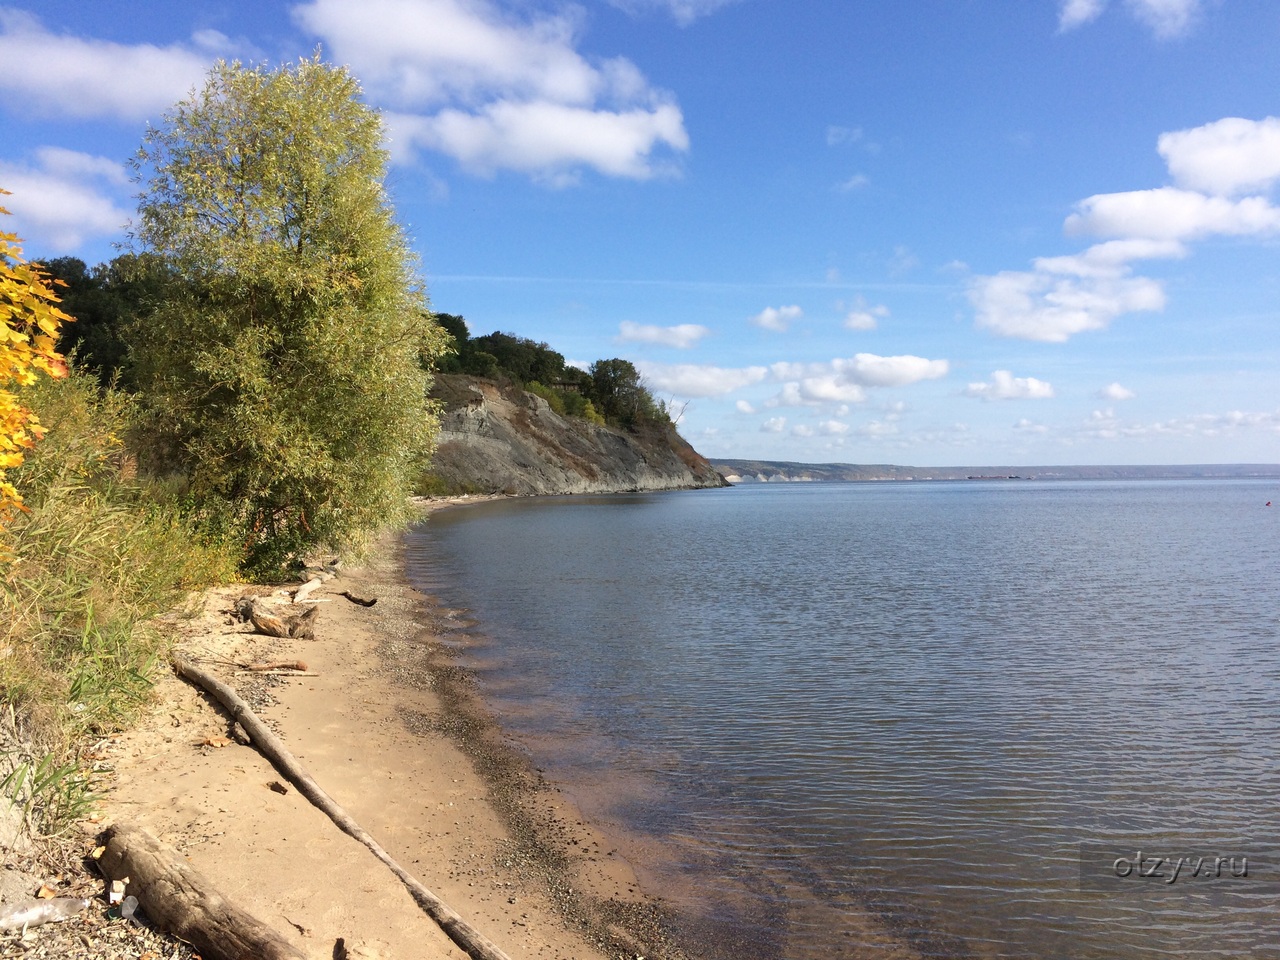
[425,374,728,496]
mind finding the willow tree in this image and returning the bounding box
[130,58,448,575]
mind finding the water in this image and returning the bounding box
[403,480,1280,959]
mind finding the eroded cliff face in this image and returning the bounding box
[426,374,728,496]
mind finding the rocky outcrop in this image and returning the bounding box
[426,375,728,496]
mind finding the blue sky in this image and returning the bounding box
[2,0,1278,466]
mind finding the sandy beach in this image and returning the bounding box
[99,499,686,960]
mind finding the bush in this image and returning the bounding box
[1,371,236,754]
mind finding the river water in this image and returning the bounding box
[403,480,1280,959]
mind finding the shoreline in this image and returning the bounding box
[99,497,690,959]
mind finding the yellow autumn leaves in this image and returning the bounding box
[1,190,71,534]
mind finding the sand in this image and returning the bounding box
[100,500,683,960]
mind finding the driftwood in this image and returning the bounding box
[173,658,513,960]
[249,602,319,640]
[243,659,309,672]
[292,578,324,604]
[339,591,377,607]
[98,822,305,960]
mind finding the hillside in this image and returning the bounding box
[426,374,728,495]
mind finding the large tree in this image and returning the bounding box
[129,57,448,574]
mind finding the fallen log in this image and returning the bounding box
[249,602,319,640]
[339,591,377,607]
[173,658,513,960]
[292,578,324,604]
[98,822,305,960]
[243,659,309,672]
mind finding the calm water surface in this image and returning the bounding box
[403,480,1280,959]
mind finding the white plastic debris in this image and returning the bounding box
[0,897,91,931]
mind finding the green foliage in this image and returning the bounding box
[1,749,98,838]
[1,368,236,792]
[36,254,170,387]
[525,380,566,416]
[127,57,449,576]
[589,357,664,427]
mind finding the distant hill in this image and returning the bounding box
[711,460,1280,483]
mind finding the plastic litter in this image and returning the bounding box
[0,897,91,931]
[120,894,142,926]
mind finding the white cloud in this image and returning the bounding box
[0,148,131,250]
[791,424,815,438]
[640,362,768,397]
[766,353,947,408]
[1158,116,1280,197]
[964,370,1055,401]
[1059,0,1107,30]
[1014,418,1049,434]
[857,419,899,439]
[818,419,849,436]
[617,320,709,348]
[751,304,802,332]
[735,399,755,414]
[0,9,216,121]
[1077,408,1280,442]
[837,174,869,192]
[1058,0,1203,38]
[1127,0,1202,39]
[974,113,1280,341]
[1098,382,1136,401]
[838,353,949,387]
[772,377,867,406]
[843,298,888,331]
[606,0,742,26]
[761,416,786,433]
[970,240,1175,342]
[294,0,688,181]
[1066,187,1280,241]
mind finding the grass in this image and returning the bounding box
[1,370,238,835]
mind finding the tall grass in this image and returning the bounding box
[1,370,237,833]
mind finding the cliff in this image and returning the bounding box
[425,374,728,495]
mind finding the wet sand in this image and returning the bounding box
[102,497,691,960]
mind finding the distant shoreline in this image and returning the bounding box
[711,460,1280,484]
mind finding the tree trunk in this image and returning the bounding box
[98,822,306,960]
[173,657,514,960]
[249,602,319,640]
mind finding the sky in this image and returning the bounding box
[1,0,1278,467]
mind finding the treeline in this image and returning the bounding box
[1,56,449,819]
[433,314,667,428]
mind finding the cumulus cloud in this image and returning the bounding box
[617,320,709,348]
[751,304,802,332]
[0,9,217,121]
[843,298,888,331]
[791,424,815,438]
[818,419,849,435]
[973,113,1280,341]
[0,148,131,250]
[293,0,688,181]
[1159,116,1280,197]
[1066,188,1280,241]
[964,370,1055,401]
[767,353,948,407]
[1058,0,1203,38]
[970,244,1172,342]
[761,416,786,433]
[640,362,768,397]
[735,399,755,414]
[1098,382,1136,401]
